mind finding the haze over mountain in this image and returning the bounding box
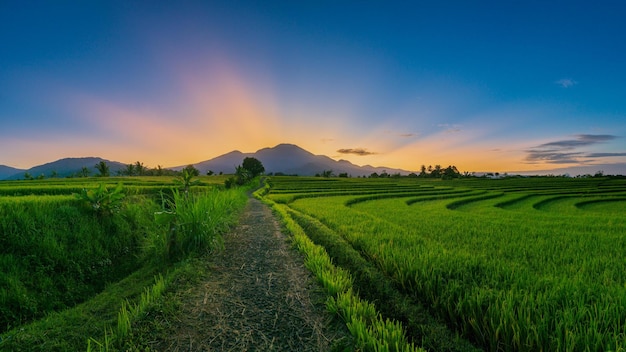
[177,143,412,177]
[3,157,127,180]
[2,144,625,181]
[0,165,25,180]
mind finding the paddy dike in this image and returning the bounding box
[149,197,349,351]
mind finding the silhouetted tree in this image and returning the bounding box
[95,161,110,177]
[442,165,460,179]
[419,165,427,177]
[242,157,265,178]
[181,164,199,177]
[135,161,146,176]
[124,164,135,176]
[79,166,90,178]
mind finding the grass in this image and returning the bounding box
[256,187,426,352]
[0,176,250,351]
[262,176,626,351]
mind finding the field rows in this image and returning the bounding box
[265,176,626,351]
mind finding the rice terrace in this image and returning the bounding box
[1,169,625,351]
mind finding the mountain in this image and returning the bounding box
[179,143,413,177]
[0,165,25,180]
[4,157,128,180]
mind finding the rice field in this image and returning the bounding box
[263,176,626,351]
[0,175,244,345]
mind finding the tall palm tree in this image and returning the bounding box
[95,161,110,177]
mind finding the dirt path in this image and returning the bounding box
[151,197,347,351]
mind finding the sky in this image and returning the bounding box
[1,1,625,173]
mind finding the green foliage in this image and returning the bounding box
[95,161,110,177]
[226,158,265,188]
[264,176,626,351]
[152,188,247,262]
[242,157,265,177]
[74,183,125,215]
[182,164,200,177]
[174,167,202,192]
[258,191,422,352]
[134,161,146,176]
[0,176,245,350]
[0,195,158,334]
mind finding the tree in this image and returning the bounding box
[419,165,427,177]
[124,164,135,176]
[442,165,460,179]
[79,166,91,178]
[24,172,33,180]
[50,170,58,178]
[95,161,110,177]
[135,161,146,176]
[182,164,200,177]
[175,167,201,193]
[241,157,265,178]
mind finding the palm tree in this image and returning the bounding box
[79,166,90,178]
[95,161,110,177]
[124,164,135,176]
[135,161,146,176]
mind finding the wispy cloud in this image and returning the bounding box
[525,134,622,164]
[398,133,416,138]
[586,152,626,158]
[537,134,615,149]
[337,148,377,156]
[437,123,462,134]
[555,78,577,88]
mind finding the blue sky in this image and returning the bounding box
[1,1,625,173]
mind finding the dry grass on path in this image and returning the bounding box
[141,197,349,351]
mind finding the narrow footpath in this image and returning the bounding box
[151,197,348,351]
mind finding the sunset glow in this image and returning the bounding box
[1,1,625,174]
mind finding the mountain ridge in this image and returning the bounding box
[174,143,412,177]
[2,157,127,180]
[3,143,624,180]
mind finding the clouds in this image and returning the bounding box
[337,148,377,156]
[525,134,624,164]
[555,78,577,88]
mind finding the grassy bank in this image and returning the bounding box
[0,178,249,351]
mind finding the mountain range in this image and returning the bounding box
[174,144,411,177]
[2,144,625,181]
[0,144,411,180]
[2,157,127,180]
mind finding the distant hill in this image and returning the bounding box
[0,165,25,180]
[176,143,413,177]
[4,157,127,180]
